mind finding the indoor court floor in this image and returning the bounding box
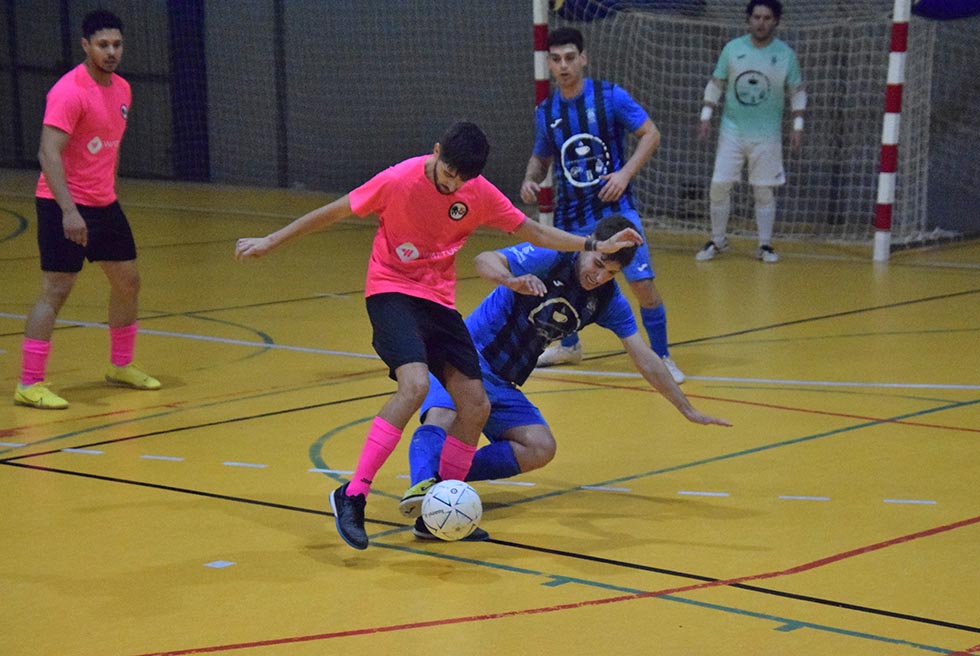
[1,169,978,655]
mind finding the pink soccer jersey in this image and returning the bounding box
[348,156,527,309]
[36,64,131,207]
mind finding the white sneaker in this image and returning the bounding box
[695,239,728,261]
[757,244,779,263]
[662,356,686,384]
[536,342,583,367]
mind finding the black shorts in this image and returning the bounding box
[365,292,482,384]
[36,197,137,273]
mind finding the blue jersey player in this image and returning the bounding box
[399,215,731,541]
[521,27,686,384]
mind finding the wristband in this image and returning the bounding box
[700,106,713,122]
[584,236,597,252]
[793,116,804,131]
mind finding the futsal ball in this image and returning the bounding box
[420,480,483,541]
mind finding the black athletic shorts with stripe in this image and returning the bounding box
[365,292,482,384]
[36,197,137,273]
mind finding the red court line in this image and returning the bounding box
[131,512,980,656]
[541,375,980,434]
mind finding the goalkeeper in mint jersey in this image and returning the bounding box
[399,215,731,540]
[520,27,686,385]
[696,0,805,264]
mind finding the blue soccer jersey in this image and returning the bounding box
[467,243,637,386]
[532,78,649,233]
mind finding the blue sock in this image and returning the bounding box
[560,332,580,348]
[641,305,669,358]
[408,424,446,485]
[465,441,522,482]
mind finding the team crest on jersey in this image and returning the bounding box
[560,133,610,189]
[734,70,771,106]
[527,298,581,342]
[121,104,128,120]
[448,202,468,221]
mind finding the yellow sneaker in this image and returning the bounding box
[399,477,439,518]
[105,363,161,390]
[14,382,69,409]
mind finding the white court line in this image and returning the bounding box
[3,312,973,390]
[0,442,26,448]
[140,455,185,462]
[222,461,267,469]
[204,560,236,569]
[779,495,831,501]
[486,480,536,487]
[678,490,730,497]
[61,448,103,455]
[883,498,937,505]
[309,468,354,475]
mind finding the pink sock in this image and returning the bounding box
[21,338,51,386]
[109,323,138,367]
[438,435,477,482]
[346,416,402,497]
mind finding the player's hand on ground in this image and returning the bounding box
[597,227,643,253]
[519,179,541,204]
[235,237,273,260]
[597,170,630,202]
[62,208,87,247]
[505,273,546,297]
[683,408,732,427]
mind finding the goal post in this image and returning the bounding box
[545,0,945,252]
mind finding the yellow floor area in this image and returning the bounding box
[1,171,978,655]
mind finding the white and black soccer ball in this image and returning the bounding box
[420,480,483,541]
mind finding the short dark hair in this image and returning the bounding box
[83,9,123,39]
[746,0,782,20]
[547,27,584,53]
[439,121,489,180]
[593,214,639,268]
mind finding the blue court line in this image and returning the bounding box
[0,206,29,243]
[503,397,980,510]
[368,540,958,654]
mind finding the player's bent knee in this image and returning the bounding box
[709,181,733,203]
[752,185,775,206]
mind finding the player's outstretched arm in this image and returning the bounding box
[235,195,353,260]
[622,333,731,427]
[474,250,546,296]
[513,219,642,255]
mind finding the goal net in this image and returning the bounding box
[550,0,943,245]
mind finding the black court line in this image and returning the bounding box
[0,390,393,464]
[2,457,977,638]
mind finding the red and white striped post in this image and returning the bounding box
[873,0,911,262]
[533,0,554,226]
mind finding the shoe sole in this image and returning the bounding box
[399,495,425,518]
[14,397,68,410]
[104,375,161,390]
[412,526,490,542]
[329,489,368,550]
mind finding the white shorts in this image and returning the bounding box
[711,132,786,187]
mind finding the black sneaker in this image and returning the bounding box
[412,516,490,542]
[330,483,368,550]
